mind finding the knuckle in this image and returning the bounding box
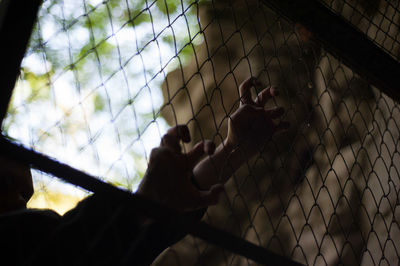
[149,147,171,162]
[167,126,178,134]
[241,104,252,111]
[157,147,172,156]
[161,133,173,142]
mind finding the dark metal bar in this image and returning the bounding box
[261,0,400,103]
[0,0,43,125]
[191,222,303,265]
[0,135,302,265]
[0,135,175,221]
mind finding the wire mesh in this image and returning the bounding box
[321,0,400,61]
[2,0,400,265]
[4,0,205,211]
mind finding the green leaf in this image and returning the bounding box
[21,69,52,102]
[77,42,93,60]
[130,10,151,26]
[93,93,105,112]
[178,43,195,64]
[162,34,174,44]
[108,0,122,9]
[84,4,108,35]
[97,40,115,58]
[156,0,179,15]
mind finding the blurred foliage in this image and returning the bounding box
[17,0,200,112]
[21,68,52,102]
[156,0,179,14]
[28,188,84,215]
[5,0,202,213]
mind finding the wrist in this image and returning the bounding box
[221,138,235,154]
[224,135,260,162]
[221,138,246,169]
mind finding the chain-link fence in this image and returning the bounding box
[1,0,399,265]
[322,0,400,61]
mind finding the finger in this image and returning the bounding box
[160,125,191,152]
[186,140,215,169]
[186,142,205,168]
[203,140,216,155]
[240,103,265,114]
[239,77,258,105]
[295,23,313,43]
[161,134,181,153]
[149,147,171,164]
[255,87,278,107]
[265,107,285,119]
[167,125,191,143]
[193,184,224,209]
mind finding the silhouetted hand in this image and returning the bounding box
[226,77,289,158]
[137,125,224,212]
[0,155,33,214]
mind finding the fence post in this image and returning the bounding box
[0,0,43,125]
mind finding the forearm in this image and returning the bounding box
[193,140,247,190]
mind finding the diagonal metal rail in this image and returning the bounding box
[0,0,43,124]
[0,136,302,266]
[262,0,400,103]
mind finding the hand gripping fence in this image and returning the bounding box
[0,135,301,265]
[1,0,400,265]
[0,2,304,264]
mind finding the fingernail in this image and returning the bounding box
[204,140,216,155]
[178,126,191,142]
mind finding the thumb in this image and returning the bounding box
[186,140,215,169]
[195,184,224,209]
